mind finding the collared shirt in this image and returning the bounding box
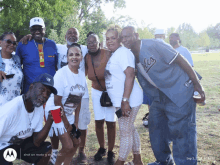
[16,38,58,94]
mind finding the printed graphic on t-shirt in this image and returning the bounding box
[143,57,156,72]
[64,94,82,108]
[61,54,68,68]
[61,61,68,68]
[15,128,35,137]
[63,84,85,115]
[104,69,112,81]
[104,69,113,89]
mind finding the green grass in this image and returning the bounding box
[13,52,220,165]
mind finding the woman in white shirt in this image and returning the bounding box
[105,25,143,165]
[45,43,86,165]
[0,32,23,106]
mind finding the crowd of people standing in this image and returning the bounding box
[0,17,205,165]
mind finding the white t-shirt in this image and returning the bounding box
[45,65,86,124]
[0,58,23,106]
[56,44,89,98]
[0,96,43,150]
[105,47,143,107]
[175,45,194,67]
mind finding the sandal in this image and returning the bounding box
[94,147,106,161]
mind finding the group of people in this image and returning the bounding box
[0,16,205,165]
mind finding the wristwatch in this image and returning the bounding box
[122,97,129,102]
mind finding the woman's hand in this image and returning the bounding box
[0,71,6,82]
[74,122,78,130]
[60,106,66,117]
[72,137,81,148]
[121,101,131,117]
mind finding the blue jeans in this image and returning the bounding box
[148,91,197,165]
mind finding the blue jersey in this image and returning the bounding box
[16,38,58,94]
[137,39,194,107]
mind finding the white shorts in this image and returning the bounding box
[78,98,91,130]
[92,88,116,122]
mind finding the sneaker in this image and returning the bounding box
[143,113,149,128]
[77,152,88,164]
[148,156,174,165]
[49,150,58,165]
[107,151,115,165]
[94,147,106,161]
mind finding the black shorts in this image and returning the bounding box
[0,135,51,165]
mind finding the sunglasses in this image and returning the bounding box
[30,27,43,32]
[3,39,17,46]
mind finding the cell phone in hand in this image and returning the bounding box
[115,106,132,118]
[115,108,122,118]
[4,74,15,79]
[8,136,24,145]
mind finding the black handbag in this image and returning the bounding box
[91,55,113,107]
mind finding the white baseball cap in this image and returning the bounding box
[30,17,45,28]
[154,29,165,35]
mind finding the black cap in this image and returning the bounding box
[33,73,57,95]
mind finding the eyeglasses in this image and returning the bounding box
[3,39,17,46]
[30,27,43,32]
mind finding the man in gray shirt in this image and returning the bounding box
[121,26,205,165]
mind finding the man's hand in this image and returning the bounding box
[20,34,32,44]
[121,101,131,117]
[193,83,205,103]
[47,111,54,123]
[0,71,6,82]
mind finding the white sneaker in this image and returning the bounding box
[142,113,149,127]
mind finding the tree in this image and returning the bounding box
[165,27,175,43]
[176,23,199,50]
[76,0,125,24]
[108,15,138,28]
[137,27,154,39]
[198,31,210,48]
[47,0,126,45]
[0,0,76,40]
[206,23,220,40]
[206,24,220,48]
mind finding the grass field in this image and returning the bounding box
[14,52,220,165]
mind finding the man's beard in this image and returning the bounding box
[31,94,46,107]
[66,38,78,46]
[170,40,178,47]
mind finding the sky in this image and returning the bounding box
[102,0,219,34]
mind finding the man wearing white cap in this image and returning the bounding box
[16,17,58,94]
[154,29,166,41]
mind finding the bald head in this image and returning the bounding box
[121,26,139,49]
[65,27,79,45]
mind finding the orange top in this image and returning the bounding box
[86,49,110,91]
